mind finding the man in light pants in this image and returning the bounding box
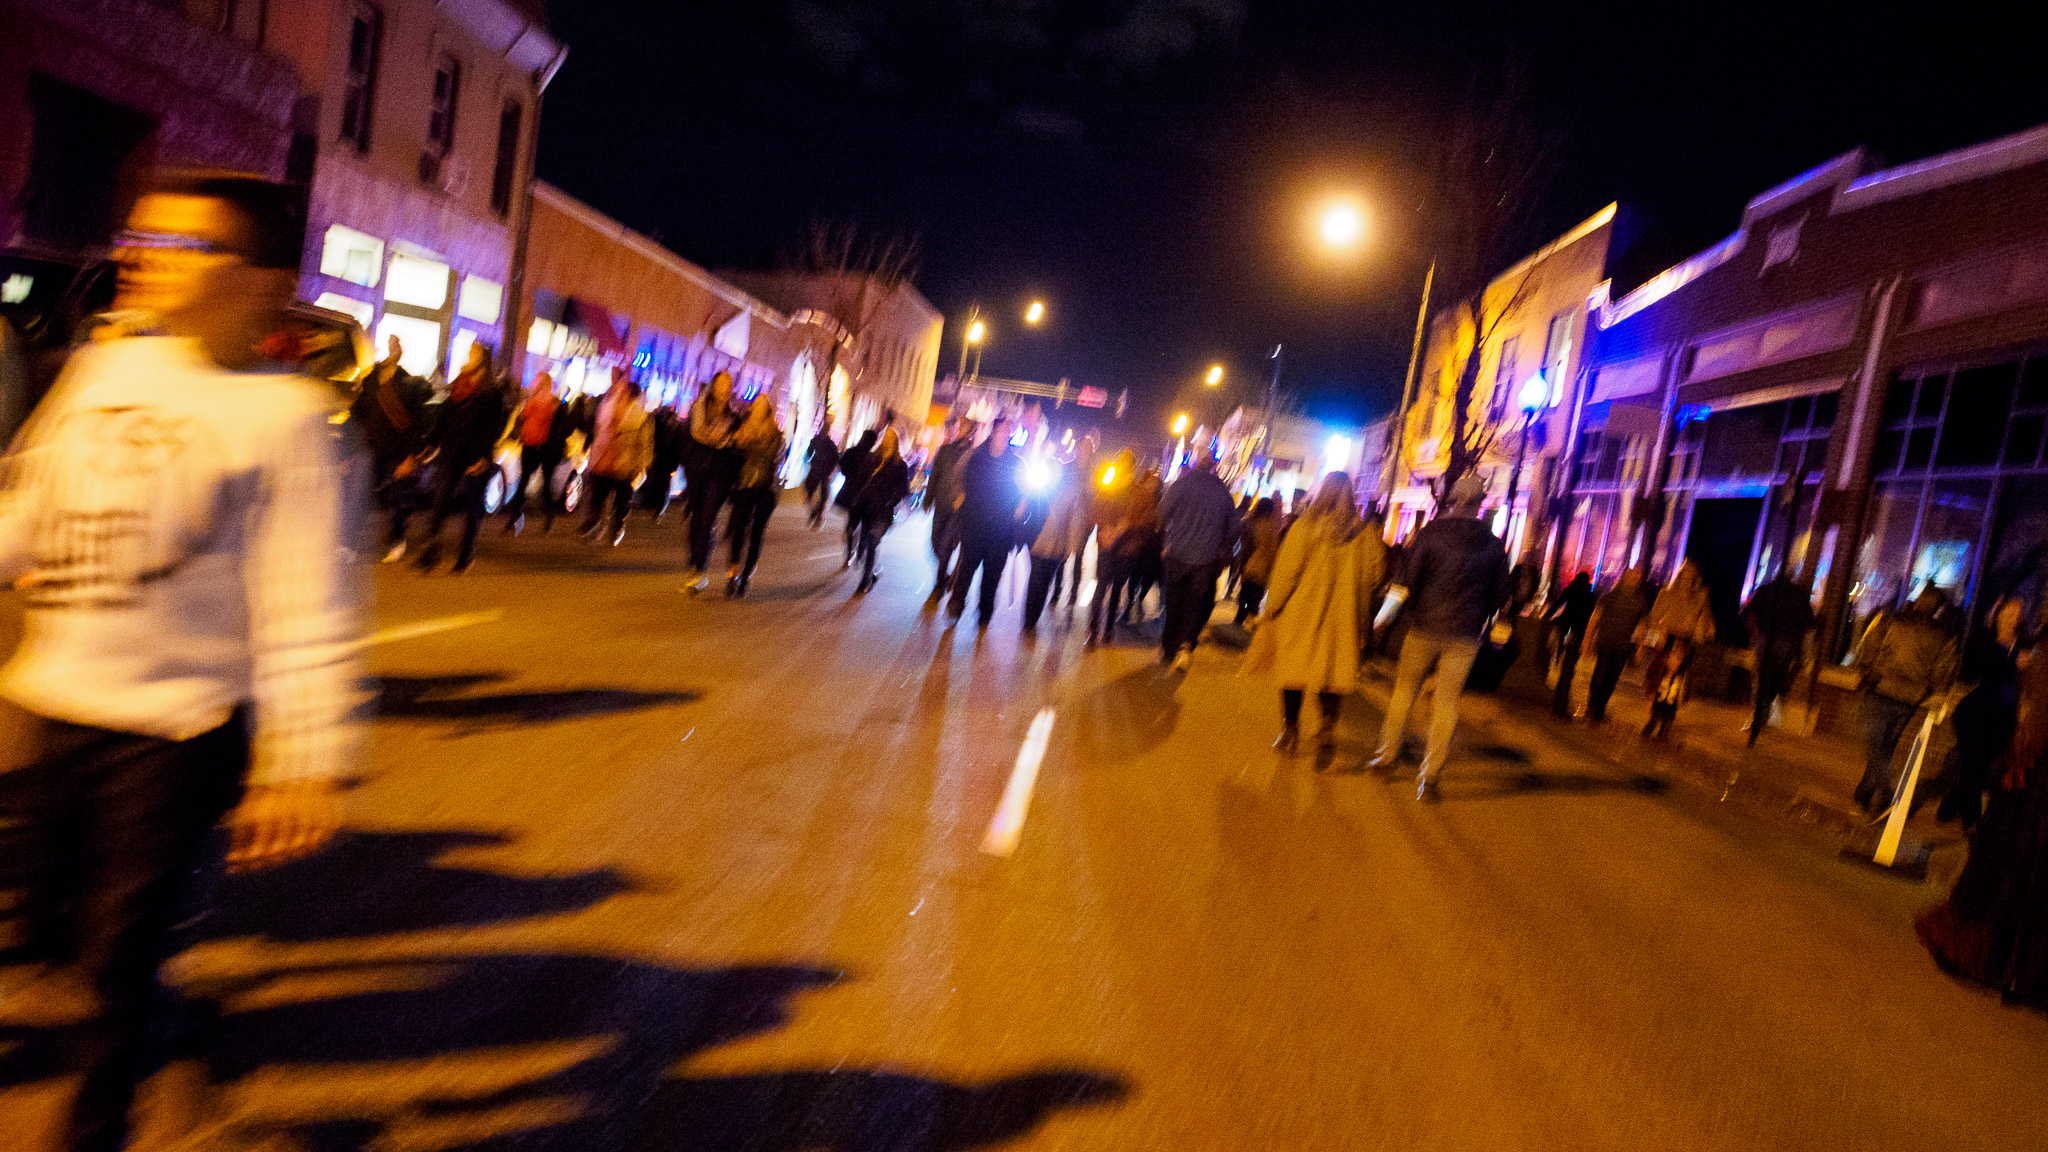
[1370,473,1510,802]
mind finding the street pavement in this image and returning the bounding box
[5,505,2048,1151]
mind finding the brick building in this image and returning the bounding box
[270,0,563,382]
[724,270,943,434]
[0,0,299,254]
[1573,121,2048,652]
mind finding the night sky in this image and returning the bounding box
[537,2,2046,433]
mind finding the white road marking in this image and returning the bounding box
[981,707,1056,858]
[363,610,504,648]
[910,897,925,916]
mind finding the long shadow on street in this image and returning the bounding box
[371,674,697,730]
[3,826,1128,1151]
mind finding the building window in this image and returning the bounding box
[313,291,374,330]
[456,275,502,324]
[1543,310,1575,406]
[339,4,381,153]
[491,101,523,217]
[384,252,451,310]
[420,52,461,184]
[318,224,384,287]
[1488,334,1520,422]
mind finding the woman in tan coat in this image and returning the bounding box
[1254,473,1387,756]
[580,373,654,545]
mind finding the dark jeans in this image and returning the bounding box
[423,458,489,564]
[1859,693,1922,809]
[804,471,832,527]
[1751,641,1800,744]
[1088,551,1135,638]
[1940,693,2016,826]
[855,511,893,584]
[948,533,1009,626]
[1586,646,1630,721]
[504,446,562,523]
[727,485,776,575]
[1235,577,1266,625]
[1160,558,1223,659]
[0,703,246,1152]
[1551,629,1584,718]
[686,466,733,571]
[372,449,419,548]
[1023,554,1062,628]
[930,505,962,588]
[641,466,678,515]
[581,475,635,535]
[1282,689,1343,729]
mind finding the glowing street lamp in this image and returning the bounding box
[1171,413,1190,436]
[957,309,987,384]
[967,320,986,344]
[1205,364,1224,387]
[1317,198,1366,251]
[1025,300,1045,325]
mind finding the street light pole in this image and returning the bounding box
[957,304,981,384]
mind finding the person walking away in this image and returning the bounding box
[1638,558,1713,739]
[725,394,784,596]
[1938,596,2029,828]
[1157,446,1240,671]
[350,334,430,561]
[415,341,508,573]
[835,428,879,566]
[1225,494,1254,597]
[1915,655,2048,1007]
[1583,567,1652,722]
[926,419,975,595]
[1740,571,1818,746]
[1061,434,1101,607]
[681,372,740,591]
[580,370,652,546]
[1368,473,1510,801]
[947,416,1022,632]
[0,171,362,1152]
[1234,497,1282,625]
[1124,465,1165,623]
[803,420,840,529]
[1023,456,1087,631]
[850,428,912,593]
[641,404,687,520]
[1087,450,1139,645]
[1850,587,1961,813]
[1254,474,1386,762]
[1544,572,1597,719]
[503,372,562,533]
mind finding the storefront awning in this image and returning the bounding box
[562,297,631,357]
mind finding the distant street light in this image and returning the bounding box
[1025,300,1045,325]
[957,306,987,384]
[1172,413,1190,436]
[1205,364,1224,386]
[967,320,986,343]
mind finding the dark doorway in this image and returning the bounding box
[22,74,156,253]
[1687,497,1762,643]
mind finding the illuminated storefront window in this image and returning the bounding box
[384,252,451,309]
[319,225,384,288]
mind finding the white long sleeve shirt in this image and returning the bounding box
[0,336,366,785]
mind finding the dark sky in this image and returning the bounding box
[537,2,2047,431]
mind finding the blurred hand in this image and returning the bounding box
[226,780,341,872]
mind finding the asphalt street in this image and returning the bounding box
[6,505,2048,1151]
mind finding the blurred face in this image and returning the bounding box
[531,372,553,396]
[712,373,733,403]
[988,421,1012,452]
[466,343,488,372]
[115,192,292,364]
[1995,598,2024,637]
[384,335,403,364]
[1913,589,1944,616]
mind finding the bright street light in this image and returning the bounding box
[1172,413,1190,436]
[1025,300,1045,325]
[1205,364,1224,386]
[1317,198,1366,251]
[967,319,986,344]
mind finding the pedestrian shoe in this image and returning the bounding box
[1273,725,1301,755]
[1366,747,1400,773]
[450,555,473,575]
[412,542,442,571]
[1416,773,1443,803]
[1313,723,1337,753]
[1084,628,1099,648]
[503,516,523,536]
[1171,647,1194,673]
[610,525,626,547]
[381,541,407,564]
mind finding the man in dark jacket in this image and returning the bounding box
[1544,572,1597,718]
[1584,567,1651,722]
[835,428,879,565]
[946,417,1022,631]
[803,422,840,528]
[1369,474,1510,800]
[414,344,509,574]
[682,372,740,590]
[1741,572,1817,746]
[350,335,432,561]
[1157,447,1239,670]
[926,419,976,596]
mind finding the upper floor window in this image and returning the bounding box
[339,4,380,153]
[428,54,461,158]
[1488,334,1520,423]
[1543,310,1575,406]
[490,100,523,217]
